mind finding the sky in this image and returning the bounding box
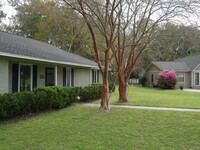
[1,0,16,25]
[1,0,200,27]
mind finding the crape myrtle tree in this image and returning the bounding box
[62,0,199,108]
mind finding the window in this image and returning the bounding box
[63,68,74,87]
[66,68,71,87]
[151,74,154,83]
[19,64,32,91]
[92,70,99,83]
[176,73,184,82]
[45,68,55,86]
[195,72,200,86]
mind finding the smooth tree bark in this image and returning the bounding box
[63,0,117,110]
[63,0,200,104]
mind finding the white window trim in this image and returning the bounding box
[194,71,200,86]
[176,72,185,83]
[18,63,33,92]
[66,67,71,87]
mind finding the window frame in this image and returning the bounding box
[92,70,99,83]
[176,72,185,83]
[18,63,33,92]
[194,72,200,86]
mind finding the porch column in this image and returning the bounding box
[55,65,58,86]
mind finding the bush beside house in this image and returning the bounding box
[157,69,177,89]
[0,83,115,120]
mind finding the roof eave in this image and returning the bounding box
[0,52,98,68]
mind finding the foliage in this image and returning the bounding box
[0,86,80,120]
[139,75,147,87]
[79,84,102,102]
[149,23,200,61]
[127,23,200,77]
[0,83,116,120]
[157,69,177,89]
[65,0,199,103]
[7,0,94,59]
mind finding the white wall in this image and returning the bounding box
[74,68,91,87]
[57,66,63,86]
[0,59,9,94]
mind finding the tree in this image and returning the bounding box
[149,23,200,61]
[64,0,199,105]
[8,0,95,59]
[0,2,7,30]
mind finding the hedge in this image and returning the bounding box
[0,86,80,120]
[79,84,102,102]
[0,83,115,120]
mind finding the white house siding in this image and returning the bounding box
[57,66,63,86]
[146,65,160,87]
[37,65,45,87]
[74,68,90,87]
[0,57,100,94]
[176,72,191,88]
[8,62,12,92]
[99,71,102,83]
[184,72,191,88]
[0,59,9,94]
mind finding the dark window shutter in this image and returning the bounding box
[71,69,74,86]
[92,70,94,83]
[32,65,37,89]
[97,70,99,83]
[63,68,66,86]
[12,63,19,92]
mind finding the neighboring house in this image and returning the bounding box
[0,31,101,94]
[146,55,200,89]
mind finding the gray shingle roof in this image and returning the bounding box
[0,31,97,67]
[151,61,190,72]
[174,55,200,70]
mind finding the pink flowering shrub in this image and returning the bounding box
[157,69,177,89]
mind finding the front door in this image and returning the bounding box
[19,64,32,91]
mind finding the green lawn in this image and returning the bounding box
[1,105,200,150]
[97,86,200,109]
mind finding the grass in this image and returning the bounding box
[94,86,200,109]
[1,105,200,150]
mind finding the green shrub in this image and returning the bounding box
[140,75,147,87]
[0,92,36,119]
[80,84,102,102]
[0,86,80,120]
[0,83,109,120]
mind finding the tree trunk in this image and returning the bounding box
[118,71,128,103]
[99,76,110,110]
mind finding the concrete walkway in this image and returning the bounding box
[78,103,200,112]
[183,89,200,93]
